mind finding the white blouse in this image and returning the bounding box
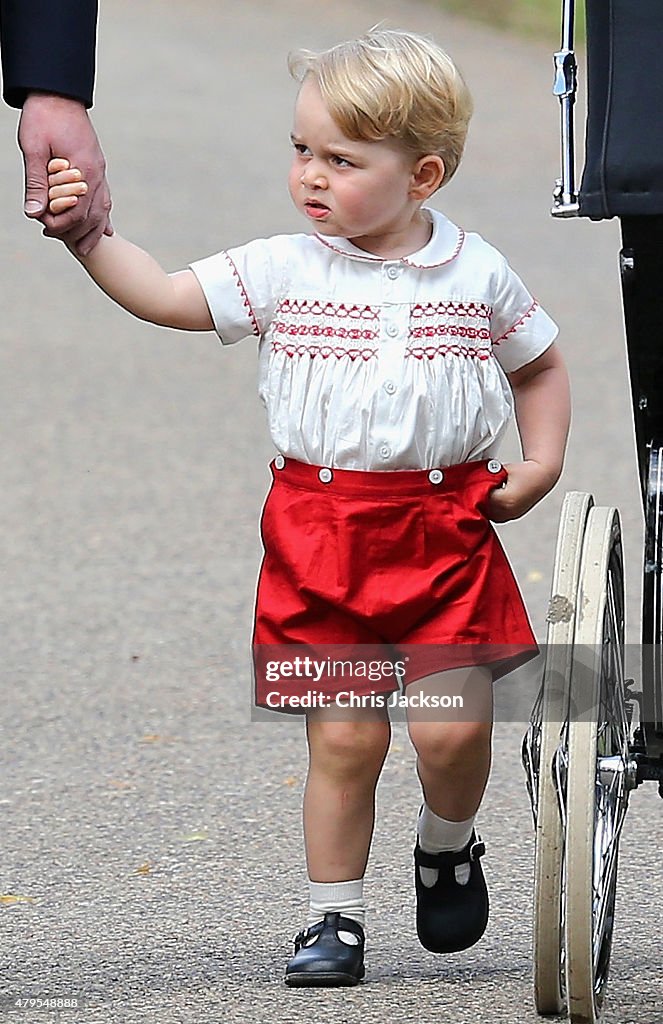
[190,208,558,471]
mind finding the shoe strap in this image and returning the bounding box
[293,912,364,950]
[415,837,485,868]
[329,913,365,942]
[293,918,325,951]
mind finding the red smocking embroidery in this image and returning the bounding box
[410,325,491,342]
[272,339,377,361]
[407,302,491,351]
[493,299,539,344]
[223,252,260,337]
[270,299,380,359]
[276,299,379,323]
[410,301,492,320]
[273,323,377,342]
[406,344,492,361]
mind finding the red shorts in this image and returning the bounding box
[252,458,537,711]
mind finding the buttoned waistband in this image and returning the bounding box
[270,456,506,496]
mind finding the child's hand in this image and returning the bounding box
[487,460,558,523]
[47,158,89,216]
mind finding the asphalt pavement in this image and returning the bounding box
[1,1,661,1022]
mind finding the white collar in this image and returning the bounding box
[313,208,465,269]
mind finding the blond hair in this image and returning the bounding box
[288,29,473,184]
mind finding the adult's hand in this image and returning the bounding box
[19,92,112,256]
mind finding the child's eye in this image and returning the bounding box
[293,143,311,156]
[331,155,353,168]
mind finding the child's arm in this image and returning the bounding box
[47,159,213,331]
[489,342,570,522]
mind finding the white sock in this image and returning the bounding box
[417,805,475,887]
[308,878,365,943]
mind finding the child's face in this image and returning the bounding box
[288,76,422,254]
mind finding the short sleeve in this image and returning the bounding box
[189,236,286,345]
[490,257,559,373]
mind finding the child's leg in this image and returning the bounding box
[407,665,493,822]
[304,704,391,887]
[285,704,390,987]
[406,665,493,954]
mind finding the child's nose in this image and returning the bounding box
[300,161,327,189]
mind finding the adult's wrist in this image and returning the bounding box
[23,91,87,110]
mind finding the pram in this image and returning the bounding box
[521,2,663,1021]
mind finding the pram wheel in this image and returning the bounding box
[523,491,593,1014]
[564,506,633,1024]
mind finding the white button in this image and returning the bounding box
[318,467,333,483]
[386,265,401,280]
[385,323,399,338]
[274,454,285,470]
[428,469,444,485]
[383,380,396,395]
[487,460,502,474]
[379,444,392,460]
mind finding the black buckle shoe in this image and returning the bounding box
[414,831,489,953]
[284,912,365,987]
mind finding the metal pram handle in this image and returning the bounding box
[552,0,580,217]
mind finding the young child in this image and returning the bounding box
[46,29,569,987]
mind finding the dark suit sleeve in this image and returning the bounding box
[0,0,98,109]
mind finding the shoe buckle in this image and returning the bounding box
[293,920,325,952]
[470,837,486,861]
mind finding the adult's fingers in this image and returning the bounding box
[40,191,94,237]
[20,135,50,218]
[75,180,113,255]
[18,95,112,240]
[42,181,113,255]
[42,179,111,243]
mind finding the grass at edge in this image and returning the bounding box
[435,0,585,43]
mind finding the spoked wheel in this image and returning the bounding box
[523,491,593,1015]
[565,506,635,1024]
[642,444,663,738]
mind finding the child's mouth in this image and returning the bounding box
[304,201,330,220]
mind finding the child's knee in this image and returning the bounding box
[409,719,492,771]
[307,714,390,780]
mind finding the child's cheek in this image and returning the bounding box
[287,163,304,205]
[339,187,373,222]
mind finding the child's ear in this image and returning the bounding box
[410,155,445,199]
